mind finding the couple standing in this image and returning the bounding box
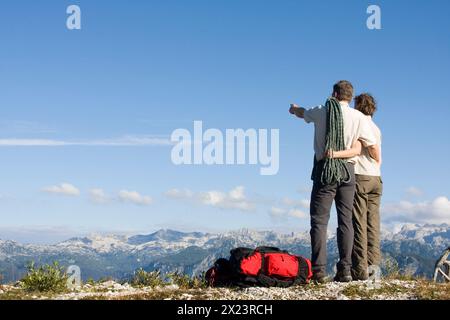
[289,80,382,282]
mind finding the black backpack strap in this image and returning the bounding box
[234,276,259,288]
[295,256,311,284]
[257,273,296,288]
[230,247,254,258]
[229,247,254,274]
[255,246,287,254]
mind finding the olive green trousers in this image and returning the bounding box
[352,174,383,279]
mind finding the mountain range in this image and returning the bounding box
[0,224,449,283]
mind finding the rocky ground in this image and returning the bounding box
[1,279,449,300]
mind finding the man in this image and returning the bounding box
[289,80,377,282]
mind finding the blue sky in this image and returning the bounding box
[1,0,449,243]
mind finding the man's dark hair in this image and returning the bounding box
[333,80,354,102]
[355,93,377,116]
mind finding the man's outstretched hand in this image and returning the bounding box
[289,104,305,118]
[289,104,297,114]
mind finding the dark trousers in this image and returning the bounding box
[309,162,356,274]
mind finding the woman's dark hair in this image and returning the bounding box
[354,93,377,116]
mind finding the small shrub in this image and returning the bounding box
[131,269,165,288]
[20,261,68,293]
[382,258,418,281]
[167,272,207,289]
[167,272,191,289]
[191,272,208,289]
[382,258,400,279]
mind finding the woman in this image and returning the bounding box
[325,93,382,281]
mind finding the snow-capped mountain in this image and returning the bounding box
[389,223,450,244]
[0,224,448,283]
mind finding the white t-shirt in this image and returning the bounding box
[355,116,382,176]
[303,102,377,163]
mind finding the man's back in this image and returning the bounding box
[304,102,376,162]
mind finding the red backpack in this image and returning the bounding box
[206,246,312,287]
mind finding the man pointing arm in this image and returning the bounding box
[289,104,305,118]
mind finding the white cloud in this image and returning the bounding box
[118,190,153,206]
[42,183,80,196]
[165,186,312,217]
[382,196,450,224]
[287,209,308,219]
[229,186,246,201]
[267,196,310,220]
[269,207,286,217]
[199,186,255,211]
[406,187,424,197]
[0,135,171,147]
[166,187,309,217]
[89,189,110,204]
[165,186,255,212]
[269,206,307,220]
[281,197,310,209]
[41,184,155,206]
[199,191,226,206]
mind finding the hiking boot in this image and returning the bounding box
[311,272,330,284]
[334,270,353,282]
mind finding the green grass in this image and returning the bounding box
[340,280,450,300]
[0,288,60,300]
[412,281,450,300]
[341,282,409,299]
